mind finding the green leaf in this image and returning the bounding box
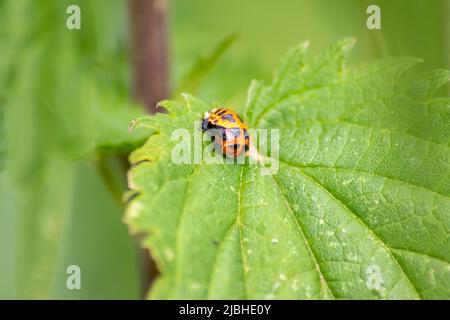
[126,40,450,299]
[175,33,238,96]
[0,0,141,298]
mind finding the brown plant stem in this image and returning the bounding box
[129,0,169,298]
[130,0,169,114]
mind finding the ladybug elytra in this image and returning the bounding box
[201,108,250,158]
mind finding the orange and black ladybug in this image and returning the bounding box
[201,108,250,158]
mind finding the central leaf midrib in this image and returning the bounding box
[172,165,199,298]
[236,166,250,299]
[272,173,335,299]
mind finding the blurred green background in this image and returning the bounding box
[0,0,448,299]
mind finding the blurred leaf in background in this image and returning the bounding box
[170,0,450,106]
[174,33,238,97]
[0,0,142,299]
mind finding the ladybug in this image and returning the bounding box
[201,108,250,158]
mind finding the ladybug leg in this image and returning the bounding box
[234,144,242,158]
[221,144,229,159]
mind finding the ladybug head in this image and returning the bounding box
[201,117,209,132]
[201,111,211,132]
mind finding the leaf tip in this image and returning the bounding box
[128,119,138,133]
[340,37,357,53]
[180,92,192,100]
[128,115,156,133]
[299,40,310,50]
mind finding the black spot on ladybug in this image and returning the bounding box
[217,109,226,116]
[221,114,236,122]
[229,128,242,137]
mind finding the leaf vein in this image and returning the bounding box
[289,165,423,299]
[272,174,335,299]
